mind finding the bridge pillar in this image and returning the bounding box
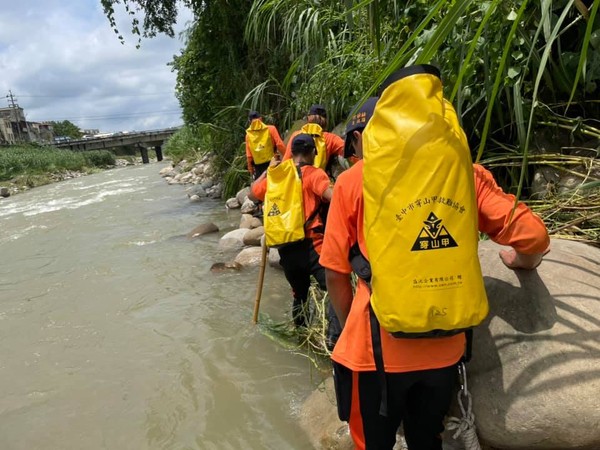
[155,145,163,162]
[138,144,150,164]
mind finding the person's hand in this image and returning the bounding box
[499,247,550,270]
[269,154,281,168]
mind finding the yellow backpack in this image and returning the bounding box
[362,65,488,337]
[264,160,305,247]
[300,123,327,170]
[246,119,275,165]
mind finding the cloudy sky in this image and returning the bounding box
[0,0,192,134]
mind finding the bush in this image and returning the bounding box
[0,145,115,181]
[163,125,207,164]
[84,150,116,167]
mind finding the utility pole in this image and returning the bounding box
[6,90,23,142]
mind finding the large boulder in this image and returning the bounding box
[240,198,258,215]
[471,239,600,449]
[299,377,353,450]
[243,227,264,246]
[218,229,248,251]
[186,222,219,239]
[236,187,251,205]
[240,214,263,230]
[226,197,241,209]
[234,247,264,267]
[298,239,599,450]
[268,248,282,270]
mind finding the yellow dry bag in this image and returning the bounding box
[300,123,327,170]
[362,65,488,337]
[246,119,275,165]
[264,159,305,247]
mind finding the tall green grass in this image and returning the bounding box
[0,145,115,181]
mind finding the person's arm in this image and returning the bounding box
[325,269,354,327]
[248,175,266,203]
[248,155,281,202]
[325,132,345,158]
[474,164,550,269]
[309,168,333,202]
[282,132,297,162]
[245,137,254,175]
[269,126,286,157]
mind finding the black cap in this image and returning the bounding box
[291,133,316,155]
[343,96,378,158]
[248,111,261,121]
[308,104,327,118]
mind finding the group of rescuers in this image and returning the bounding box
[245,65,550,450]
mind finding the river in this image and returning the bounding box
[0,162,325,450]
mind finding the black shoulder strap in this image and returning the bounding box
[462,328,473,363]
[369,304,388,417]
[349,243,372,282]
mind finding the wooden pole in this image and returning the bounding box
[252,238,268,324]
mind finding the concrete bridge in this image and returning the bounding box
[52,127,181,163]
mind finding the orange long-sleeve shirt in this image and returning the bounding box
[319,161,550,373]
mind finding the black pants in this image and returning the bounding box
[333,361,457,450]
[252,161,270,180]
[278,239,342,346]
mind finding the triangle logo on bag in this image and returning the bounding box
[268,203,281,216]
[411,212,458,251]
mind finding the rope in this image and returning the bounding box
[446,363,482,450]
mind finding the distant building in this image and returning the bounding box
[0,107,54,145]
[0,106,28,144]
[0,117,16,144]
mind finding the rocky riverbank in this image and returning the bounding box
[159,155,282,270]
[0,158,137,199]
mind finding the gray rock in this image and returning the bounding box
[239,213,254,229]
[0,187,10,198]
[210,261,242,273]
[226,197,241,209]
[249,217,262,229]
[243,226,264,246]
[159,166,176,177]
[470,239,600,450]
[208,183,222,199]
[240,198,258,214]
[218,228,248,251]
[299,377,353,450]
[236,187,250,205]
[186,222,219,239]
[268,247,282,270]
[234,247,265,267]
[187,185,207,198]
[200,178,214,189]
[240,214,263,229]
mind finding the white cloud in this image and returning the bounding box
[0,0,192,133]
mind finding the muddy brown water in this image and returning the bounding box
[0,162,323,450]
